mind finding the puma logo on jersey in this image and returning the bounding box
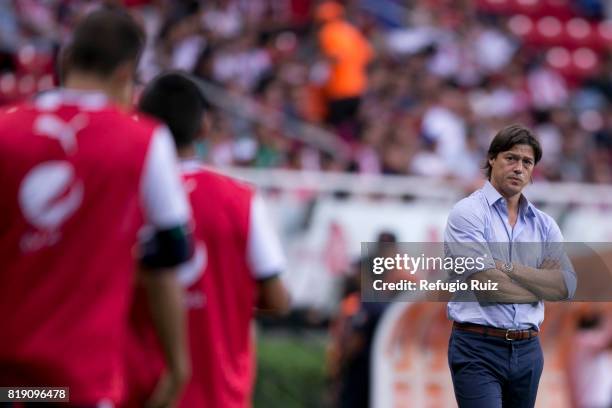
[34,113,88,155]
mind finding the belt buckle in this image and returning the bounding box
[505,329,515,341]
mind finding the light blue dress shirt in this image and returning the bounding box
[444,181,576,330]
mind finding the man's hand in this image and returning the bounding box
[539,258,561,270]
[146,365,190,408]
[141,270,191,408]
[256,276,291,317]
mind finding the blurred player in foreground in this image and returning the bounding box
[123,72,290,408]
[0,9,193,407]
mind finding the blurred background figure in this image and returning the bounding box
[126,72,290,408]
[315,1,373,139]
[328,231,417,408]
[567,306,612,408]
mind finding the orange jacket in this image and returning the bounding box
[318,20,374,99]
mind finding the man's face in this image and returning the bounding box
[489,144,535,198]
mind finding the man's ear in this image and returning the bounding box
[203,114,212,135]
[198,114,212,141]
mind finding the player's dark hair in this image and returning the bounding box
[484,124,542,180]
[139,72,207,149]
[64,8,144,77]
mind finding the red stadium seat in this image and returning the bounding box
[542,0,574,20]
[0,73,18,102]
[546,46,600,82]
[478,0,511,14]
[510,0,542,17]
[572,47,599,76]
[535,16,563,46]
[595,21,612,50]
[564,18,595,48]
[14,45,53,76]
[507,14,535,39]
[546,46,571,70]
[18,75,36,96]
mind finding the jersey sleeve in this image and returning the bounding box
[140,125,192,229]
[247,194,286,280]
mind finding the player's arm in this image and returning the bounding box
[248,195,291,316]
[139,268,190,408]
[257,276,291,315]
[139,126,194,407]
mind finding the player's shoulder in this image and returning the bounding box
[0,102,46,147]
[127,111,163,130]
[0,102,34,126]
[110,110,162,136]
[182,162,254,195]
[80,109,165,150]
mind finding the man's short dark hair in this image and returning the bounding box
[64,8,144,77]
[484,124,543,179]
[139,72,207,149]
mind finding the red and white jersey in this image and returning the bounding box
[124,160,285,408]
[0,89,191,406]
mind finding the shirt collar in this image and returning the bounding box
[520,195,537,218]
[483,181,503,206]
[34,88,110,111]
[482,180,536,218]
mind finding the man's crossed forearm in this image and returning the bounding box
[497,259,568,301]
[469,259,568,303]
[470,268,539,303]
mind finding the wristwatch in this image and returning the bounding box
[501,262,514,275]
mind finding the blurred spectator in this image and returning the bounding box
[421,84,468,170]
[328,231,400,408]
[568,309,612,408]
[315,1,373,135]
[0,0,611,184]
[527,63,569,111]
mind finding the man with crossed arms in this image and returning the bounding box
[445,124,576,408]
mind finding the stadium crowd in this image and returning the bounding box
[1,0,611,185]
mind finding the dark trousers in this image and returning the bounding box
[326,96,360,126]
[448,328,544,408]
